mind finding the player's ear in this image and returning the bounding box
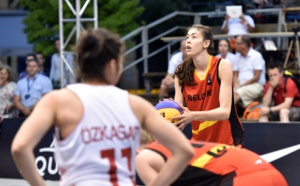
[204,40,210,48]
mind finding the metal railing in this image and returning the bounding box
[121,8,283,75]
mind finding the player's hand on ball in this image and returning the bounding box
[172,104,193,130]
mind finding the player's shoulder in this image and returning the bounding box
[41,88,75,105]
[128,93,153,106]
[219,58,232,68]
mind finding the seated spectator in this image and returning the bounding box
[216,39,236,64]
[0,65,18,119]
[13,59,53,117]
[159,40,187,99]
[233,35,266,108]
[19,53,37,80]
[221,1,255,35]
[259,63,300,122]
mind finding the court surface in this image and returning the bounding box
[0,178,58,186]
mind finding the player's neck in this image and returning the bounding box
[83,80,110,86]
[193,53,210,71]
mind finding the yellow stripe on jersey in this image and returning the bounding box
[192,120,218,135]
[191,153,213,168]
[191,144,231,168]
[194,55,212,80]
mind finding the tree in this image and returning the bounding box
[20,0,144,56]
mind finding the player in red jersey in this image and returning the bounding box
[173,24,244,146]
[136,130,288,186]
[11,28,194,186]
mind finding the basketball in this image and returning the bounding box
[155,100,183,123]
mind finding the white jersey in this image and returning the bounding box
[54,84,141,186]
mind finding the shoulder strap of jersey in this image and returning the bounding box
[216,57,222,85]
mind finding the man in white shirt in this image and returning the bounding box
[49,38,75,89]
[233,35,266,108]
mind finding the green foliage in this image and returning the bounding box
[20,0,144,56]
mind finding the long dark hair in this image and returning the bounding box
[175,24,214,87]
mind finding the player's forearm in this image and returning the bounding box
[148,155,191,186]
[11,148,45,186]
[191,106,231,121]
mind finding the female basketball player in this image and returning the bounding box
[173,24,244,146]
[11,28,194,186]
[136,130,288,186]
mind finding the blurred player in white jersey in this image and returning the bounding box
[11,28,194,186]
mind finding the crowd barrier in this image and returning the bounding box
[0,118,299,185]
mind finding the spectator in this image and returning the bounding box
[0,65,18,119]
[19,53,37,80]
[259,63,300,122]
[159,40,187,99]
[36,52,46,75]
[173,24,244,146]
[13,59,52,117]
[49,38,74,89]
[233,35,266,108]
[221,1,255,35]
[216,39,236,64]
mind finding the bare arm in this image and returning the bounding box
[246,23,255,33]
[161,73,175,87]
[13,95,31,116]
[130,95,193,186]
[240,15,255,33]
[241,70,261,86]
[135,149,165,185]
[11,93,57,186]
[271,98,294,112]
[221,15,229,34]
[262,86,273,106]
[165,73,173,79]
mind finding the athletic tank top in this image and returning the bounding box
[146,140,272,186]
[54,84,141,186]
[182,56,244,146]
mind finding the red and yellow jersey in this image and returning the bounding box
[182,56,244,146]
[146,140,287,186]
